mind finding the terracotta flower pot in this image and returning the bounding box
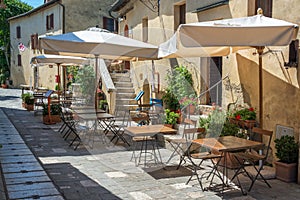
[164,124,174,128]
[43,115,61,124]
[26,104,34,111]
[275,161,297,182]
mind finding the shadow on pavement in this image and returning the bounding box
[44,162,121,200]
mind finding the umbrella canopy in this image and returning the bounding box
[30,54,89,66]
[158,14,298,58]
[158,14,299,127]
[39,27,158,60]
[31,54,89,96]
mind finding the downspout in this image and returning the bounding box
[57,1,65,33]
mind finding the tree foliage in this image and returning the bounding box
[0,0,32,76]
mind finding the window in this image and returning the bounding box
[103,17,115,32]
[179,4,186,24]
[142,17,148,42]
[208,57,222,105]
[255,0,272,17]
[17,54,22,66]
[16,26,21,39]
[31,33,39,49]
[174,3,186,30]
[46,13,54,30]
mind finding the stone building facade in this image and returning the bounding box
[8,0,116,89]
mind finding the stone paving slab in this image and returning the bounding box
[1,162,44,173]
[5,175,51,185]
[8,187,61,200]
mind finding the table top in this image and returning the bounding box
[78,113,114,120]
[125,125,177,137]
[192,136,264,152]
[73,108,105,114]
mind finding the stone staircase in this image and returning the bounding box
[110,72,138,112]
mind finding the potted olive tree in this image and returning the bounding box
[22,93,34,111]
[42,104,62,124]
[274,135,299,182]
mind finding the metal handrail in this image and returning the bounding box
[181,74,229,116]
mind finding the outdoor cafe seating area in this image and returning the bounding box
[19,87,274,197]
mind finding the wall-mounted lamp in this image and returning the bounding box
[49,64,53,68]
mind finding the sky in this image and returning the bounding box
[21,0,44,8]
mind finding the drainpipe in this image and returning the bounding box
[57,1,65,33]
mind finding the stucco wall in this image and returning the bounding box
[9,4,63,89]
[62,0,115,32]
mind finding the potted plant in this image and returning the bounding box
[231,106,257,129]
[22,93,34,111]
[0,70,9,88]
[99,99,108,111]
[162,65,196,112]
[179,96,198,114]
[199,107,243,169]
[42,103,62,124]
[163,109,180,128]
[75,65,96,105]
[274,135,299,182]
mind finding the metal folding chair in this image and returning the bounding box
[165,118,197,166]
[185,132,224,191]
[231,127,273,193]
[109,109,131,146]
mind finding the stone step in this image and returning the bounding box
[115,82,133,87]
[116,88,135,93]
[112,77,131,82]
[110,73,130,80]
[117,93,136,98]
[116,99,137,105]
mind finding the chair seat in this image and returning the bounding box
[165,137,186,144]
[191,152,223,160]
[132,136,155,142]
[234,151,265,162]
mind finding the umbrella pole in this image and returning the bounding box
[63,66,66,97]
[57,63,61,100]
[95,55,99,110]
[257,46,265,127]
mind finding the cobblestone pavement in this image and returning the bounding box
[1,88,300,200]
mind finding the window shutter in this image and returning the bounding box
[35,33,39,49]
[16,26,21,39]
[17,54,22,66]
[31,35,35,49]
[46,15,49,30]
[50,14,54,29]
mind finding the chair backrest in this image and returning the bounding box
[183,127,206,141]
[114,109,130,126]
[134,91,144,105]
[252,127,273,158]
[183,118,197,128]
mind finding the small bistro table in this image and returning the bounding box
[192,136,264,194]
[125,125,177,166]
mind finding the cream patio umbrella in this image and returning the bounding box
[158,12,299,126]
[39,27,159,109]
[30,54,89,96]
